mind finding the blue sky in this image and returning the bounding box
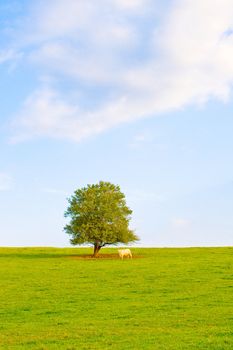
[0,0,233,247]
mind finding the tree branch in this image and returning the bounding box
[102,242,115,247]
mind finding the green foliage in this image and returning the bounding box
[64,181,138,253]
[0,247,232,349]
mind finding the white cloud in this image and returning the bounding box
[0,173,13,191]
[22,0,139,47]
[11,88,80,142]
[8,0,233,142]
[113,0,151,11]
[0,49,22,65]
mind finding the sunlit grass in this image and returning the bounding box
[0,247,232,349]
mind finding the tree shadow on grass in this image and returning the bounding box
[0,249,144,260]
[68,253,144,260]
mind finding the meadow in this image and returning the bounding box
[0,247,232,349]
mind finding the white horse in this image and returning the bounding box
[118,249,132,259]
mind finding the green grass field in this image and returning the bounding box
[0,247,232,349]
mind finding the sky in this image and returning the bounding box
[0,0,233,247]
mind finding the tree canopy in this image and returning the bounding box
[64,181,139,257]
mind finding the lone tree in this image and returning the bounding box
[64,181,139,257]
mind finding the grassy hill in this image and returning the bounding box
[0,247,232,349]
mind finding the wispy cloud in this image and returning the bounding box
[0,49,22,65]
[11,87,132,142]
[5,0,233,142]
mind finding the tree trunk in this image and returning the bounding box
[93,243,101,257]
